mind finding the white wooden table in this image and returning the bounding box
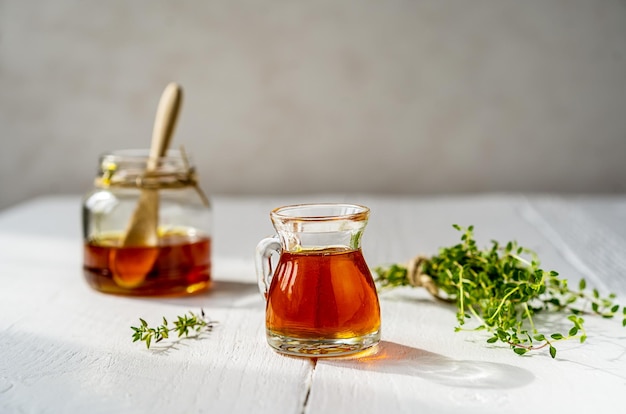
[1,194,625,413]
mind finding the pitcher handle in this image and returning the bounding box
[255,236,281,300]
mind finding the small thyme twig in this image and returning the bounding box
[131,309,216,349]
[374,224,626,358]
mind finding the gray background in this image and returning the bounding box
[1,0,625,210]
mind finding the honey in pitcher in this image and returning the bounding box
[83,228,211,296]
[266,248,381,341]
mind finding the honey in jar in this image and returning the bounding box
[266,248,380,340]
[84,229,211,296]
[82,149,212,296]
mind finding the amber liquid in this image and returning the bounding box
[266,248,380,340]
[83,230,211,296]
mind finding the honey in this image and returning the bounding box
[83,228,211,296]
[82,149,212,296]
[266,248,380,340]
[257,203,380,356]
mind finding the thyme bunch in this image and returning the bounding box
[374,225,626,358]
[131,309,215,349]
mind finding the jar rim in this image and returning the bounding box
[270,203,370,222]
[95,148,199,191]
[100,148,191,162]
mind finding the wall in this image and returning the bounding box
[1,0,625,210]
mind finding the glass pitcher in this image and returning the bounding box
[255,203,381,357]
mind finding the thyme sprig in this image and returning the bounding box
[131,309,216,349]
[374,225,626,358]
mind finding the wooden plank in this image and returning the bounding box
[522,195,626,295]
[0,230,311,414]
[310,288,626,413]
[305,195,626,413]
[2,195,626,413]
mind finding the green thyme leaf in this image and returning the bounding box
[131,310,216,349]
[513,347,528,355]
[549,346,557,359]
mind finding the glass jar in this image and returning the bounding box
[82,149,212,296]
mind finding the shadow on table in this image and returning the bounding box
[144,280,263,309]
[321,340,534,389]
